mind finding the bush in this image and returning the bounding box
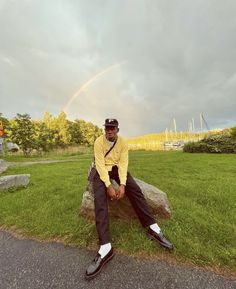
[183,127,236,153]
[230,126,236,138]
[183,142,222,153]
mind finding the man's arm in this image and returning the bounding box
[118,139,129,186]
[94,138,111,188]
[116,140,128,200]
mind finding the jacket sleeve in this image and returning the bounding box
[94,139,111,187]
[118,139,129,185]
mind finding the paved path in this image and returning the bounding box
[0,230,235,289]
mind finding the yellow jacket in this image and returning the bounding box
[94,135,128,187]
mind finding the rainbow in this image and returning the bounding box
[63,61,126,113]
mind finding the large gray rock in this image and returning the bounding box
[0,159,8,174]
[80,178,171,220]
[0,174,30,191]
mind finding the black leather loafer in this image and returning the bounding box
[85,248,114,280]
[147,228,174,250]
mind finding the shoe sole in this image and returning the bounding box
[147,233,174,250]
[85,252,115,280]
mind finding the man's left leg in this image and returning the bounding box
[124,172,173,250]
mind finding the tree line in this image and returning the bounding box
[0,112,103,155]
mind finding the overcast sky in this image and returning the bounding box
[0,0,236,137]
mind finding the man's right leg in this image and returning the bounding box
[85,173,114,280]
[93,173,110,245]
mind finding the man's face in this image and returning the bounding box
[105,126,119,141]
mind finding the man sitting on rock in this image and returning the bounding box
[85,118,173,280]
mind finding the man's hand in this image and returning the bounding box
[116,185,125,200]
[107,185,117,200]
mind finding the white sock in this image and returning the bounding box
[150,223,161,234]
[98,243,112,258]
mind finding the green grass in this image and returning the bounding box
[0,151,235,272]
[1,146,93,162]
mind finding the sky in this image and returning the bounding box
[0,0,236,137]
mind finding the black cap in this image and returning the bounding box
[103,118,119,127]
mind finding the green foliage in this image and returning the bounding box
[34,122,58,152]
[74,120,102,146]
[8,114,36,155]
[230,126,236,138]
[68,120,83,144]
[43,111,70,147]
[68,119,103,145]
[55,111,71,145]
[184,128,236,153]
[42,112,102,147]
[3,112,103,155]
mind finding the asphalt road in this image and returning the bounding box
[0,230,235,289]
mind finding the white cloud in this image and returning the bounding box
[1,55,17,67]
[0,0,236,136]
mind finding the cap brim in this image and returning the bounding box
[103,124,118,127]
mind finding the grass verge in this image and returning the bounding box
[0,151,235,273]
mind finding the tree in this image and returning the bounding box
[68,119,102,146]
[43,111,71,147]
[56,111,71,145]
[43,111,54,129]
[84,122,103,145]
[69,120,83,145]
[33,121,58,152]
[8,114,36,155]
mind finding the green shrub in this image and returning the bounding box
[183,127,236,153]
[230,126,236,138]
[183,142,222,153]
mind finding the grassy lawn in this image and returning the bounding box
[0,151,235,272]
[2,146,93,162]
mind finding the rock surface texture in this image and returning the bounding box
[0,159,8,174]
[0,174,31,191]
[80,178,171,220]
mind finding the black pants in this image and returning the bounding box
[93,166,156,245]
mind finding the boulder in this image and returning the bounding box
[0,174,30,191]
[0,159,8,174]
[80,178,171,220]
